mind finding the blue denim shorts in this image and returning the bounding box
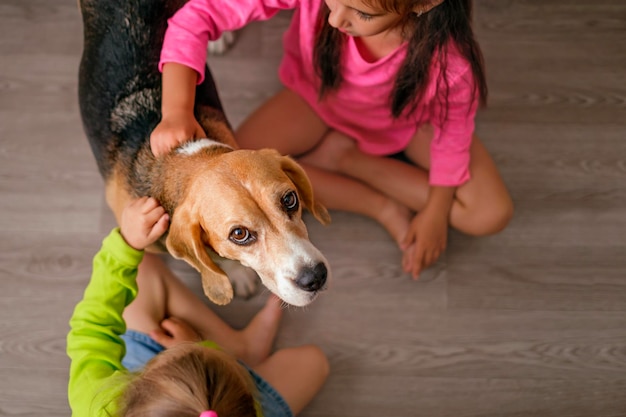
[121,330,293,417]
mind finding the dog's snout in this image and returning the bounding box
[295,262,327,292]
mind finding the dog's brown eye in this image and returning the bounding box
[229,227,255,245]
[282,191,299,213]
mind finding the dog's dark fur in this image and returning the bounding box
[78,0,331,306]
[79,0,230,190]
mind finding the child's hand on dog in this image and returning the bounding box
[120,196,169,250]
[150,111,206,157]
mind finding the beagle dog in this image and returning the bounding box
[78,0,330,306]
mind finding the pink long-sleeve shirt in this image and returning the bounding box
[160,0,479,186]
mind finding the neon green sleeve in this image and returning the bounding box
[66,228,144,417]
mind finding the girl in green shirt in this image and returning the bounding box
[67,196,329,417]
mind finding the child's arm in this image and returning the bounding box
[67,198,168,415]
[402,57,478,278]
[150,63,207,157]
[67,228,144,415]
[428,52,478,188]
[151,0,298,157]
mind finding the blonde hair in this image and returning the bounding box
[119,343,258,417]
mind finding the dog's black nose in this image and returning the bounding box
[295,262,327,292]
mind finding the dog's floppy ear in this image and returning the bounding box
[165,205,234,305]
[278,152,331,225]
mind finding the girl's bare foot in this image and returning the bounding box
[299,129,413,247]
[300,130,357,172]
[238,295,284,366]
[378,198,413,247]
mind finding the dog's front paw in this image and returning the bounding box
[217,258,260,299]
[207,31,236,55]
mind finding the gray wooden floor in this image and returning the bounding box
[1,1,625,416]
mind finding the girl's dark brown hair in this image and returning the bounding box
[313,0,488,119]
[119,344,258,417]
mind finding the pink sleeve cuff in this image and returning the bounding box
[428,151,471,186]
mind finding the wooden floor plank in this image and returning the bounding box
[1,0,625,415]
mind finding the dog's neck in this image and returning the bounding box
[132,138,235,215]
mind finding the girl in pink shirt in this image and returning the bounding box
[151,0,513,279]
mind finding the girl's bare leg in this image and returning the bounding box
[236,88,328,154]
[299,156,412,245]
[123,253,282,366]
[253,345,329,415]
[236,88,413,244]
[303,125,513,236]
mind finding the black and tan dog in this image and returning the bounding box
[78,0,330,306]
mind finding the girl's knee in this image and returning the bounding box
[466,195,514,236]
[487,198,513,235]
[299,345,330,378]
